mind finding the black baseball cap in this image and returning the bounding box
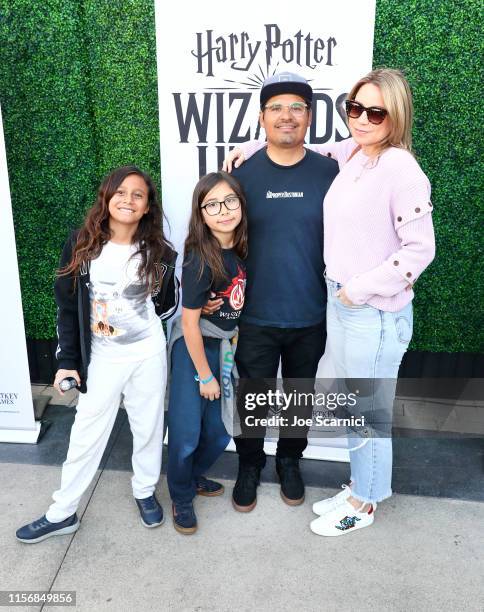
[260,72,313,109]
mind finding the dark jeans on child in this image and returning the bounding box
[167,336,230,504]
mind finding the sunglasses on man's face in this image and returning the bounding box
[345,100,388,125]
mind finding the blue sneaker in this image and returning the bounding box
[196,476,224,497]
[172,502,197,535]
[135,494,164,528]
[16,514,79,544]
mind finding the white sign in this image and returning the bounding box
[0,103,40,443]
[155,1,376,461]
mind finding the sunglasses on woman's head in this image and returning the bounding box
[345,100,388,125]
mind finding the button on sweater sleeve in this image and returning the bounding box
[344,174,436,305]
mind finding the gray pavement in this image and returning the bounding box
[2,461,483,612]
[0,385,482,611]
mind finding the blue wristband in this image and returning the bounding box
[195,374,214,384]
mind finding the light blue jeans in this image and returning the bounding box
[326,278,413,504]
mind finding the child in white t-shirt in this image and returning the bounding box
[16,165,178,543]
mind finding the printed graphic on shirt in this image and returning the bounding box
[92,299,123,337]
[91,281,150,341]
[215,264,246,312]
[89,246,160,348]
[90,276,153,344]
[266,190,304,199]
[182,249,246,331]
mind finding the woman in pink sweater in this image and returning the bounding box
[224,68,435,536]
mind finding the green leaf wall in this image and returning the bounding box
[0,1,481,351]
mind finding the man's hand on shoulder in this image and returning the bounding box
[201,292,223,315]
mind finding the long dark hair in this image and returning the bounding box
[184,171,248,283]
[58,165,172,293]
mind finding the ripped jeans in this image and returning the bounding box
[326,278,413,504]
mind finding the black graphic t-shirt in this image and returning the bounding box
[182,248,246,331]
[233,149,338,328]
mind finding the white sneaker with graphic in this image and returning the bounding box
[310,500,375,536]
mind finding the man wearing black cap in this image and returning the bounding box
[216,72,338,511]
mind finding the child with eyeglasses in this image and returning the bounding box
[166,171,248,534]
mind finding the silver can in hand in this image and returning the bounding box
[59,377,78,392]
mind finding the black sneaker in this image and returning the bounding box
[135,494,164,528]
[196,476,224,497]
[232,464,261,512]
[16,513,79,544]
[276,457,305,506]
[172,502,197,535]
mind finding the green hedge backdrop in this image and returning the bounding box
[0,0,481,352]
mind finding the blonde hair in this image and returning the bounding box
[347,68,414,154]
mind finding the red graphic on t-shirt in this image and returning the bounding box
[216,265,246,311]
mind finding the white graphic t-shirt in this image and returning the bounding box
[89,241,164,362]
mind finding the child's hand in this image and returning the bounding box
[54,369,81,395]
[199,378,221,401]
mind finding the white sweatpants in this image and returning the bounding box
[46,350,166,523]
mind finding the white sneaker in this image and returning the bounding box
[312,484,351,515]
[310,500,375,537]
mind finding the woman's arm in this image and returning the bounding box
[344,213,436,304]
[223,139,352,171]
[222,141,264,171]
[181,307,220,401]
[344,165,436,304]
